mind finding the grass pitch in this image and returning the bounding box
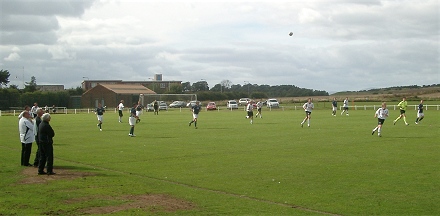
[1,107,439,215]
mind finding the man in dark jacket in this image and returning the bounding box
[38,113,55,175]
[33,108,44,167]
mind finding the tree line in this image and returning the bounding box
[0,70,83,109]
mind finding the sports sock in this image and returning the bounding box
[194,121,197,127]
[373,127,378,131]
[307,119,310,125]
[415,118,419,122]
[419,117,424,122]
[99,123,102,129]
[403,116,408,124]
[378,127,381,133]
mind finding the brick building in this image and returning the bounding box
[81,79,181,94]
[81,83,156,108]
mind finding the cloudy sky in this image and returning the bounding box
[1,0,439,92]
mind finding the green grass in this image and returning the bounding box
[1,108,439,215]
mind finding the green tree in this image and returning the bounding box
[167,84,183,94]
[0,69,11,88]
[24,76,37,92]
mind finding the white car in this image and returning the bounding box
[227,100,238,109]
[186,101,201,107]
[266,98,279,108]
[159,102,168,110]
[238,98,250,106]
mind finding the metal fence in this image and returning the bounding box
[1,105,439,116]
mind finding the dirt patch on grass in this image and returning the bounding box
[19,168,196,214]
[67,194,196,214]
[18,167,96,184]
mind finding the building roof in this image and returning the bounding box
[98,83,156,94]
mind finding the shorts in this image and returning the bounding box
[400,110,406,115]
[129,117,136,126]
[257,108,262,112]
[118,110,123,117]
[377,118,385,125]
[343,107,349,111]
[417,112,424,118]
[305,111,311,116]
[97,115,103,122]
[332,107,337,111]
[136,111,141,116]
[192,113,199,119]
[247,111,253,117]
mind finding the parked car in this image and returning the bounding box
[159,102,168,110]
[206,102,217,110]
[266,98,280,108]
[186,101,201,107]
[145,104,154,112]
[238,98,250,106]
[227,100,238,109]
[169,101,186,108]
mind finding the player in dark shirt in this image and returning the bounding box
[332,98,338,116]
[135,102,143,123]
[96,103,105,131]
[415,100,424,124]
[188,101,201,129]
[128,103,137,137]
[153,100,159,115]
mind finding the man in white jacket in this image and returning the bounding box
[19,111,35,166]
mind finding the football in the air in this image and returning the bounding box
[289,32,293,36]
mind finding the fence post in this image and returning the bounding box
[364,105,366,110]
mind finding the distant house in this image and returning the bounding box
[81,83,156,108]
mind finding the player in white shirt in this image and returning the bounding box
[30,102,39,118]
[246,101,254,124]
[255,101,263,118]
[117,100,124,123]
[301,98,314,127]
[372,102,389,137]
[341,97,349,116]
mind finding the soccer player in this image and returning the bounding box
[372,102,389,137]
[331,98,337,116]
[393,97,409,126]
[128,103,137,137]
[188,101,201,129]
[30,102,39,118]
[153,100,159,115]
[96,103,105,131]
[301,98,314,127]
[135,101,143,123]
[341,97,349,116]
[32,108,44,167]
[117,100,124,123]
[255,100,263,118]
[415,100,424,124]
[246,101,254,124]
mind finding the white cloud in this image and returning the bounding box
[4,53,21,61]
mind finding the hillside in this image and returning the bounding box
[278,84,440,102]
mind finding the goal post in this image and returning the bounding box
[139,94,198,106]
